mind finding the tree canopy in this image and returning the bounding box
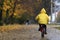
[0,0,51,24]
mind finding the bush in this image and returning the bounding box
[18,14,28,24]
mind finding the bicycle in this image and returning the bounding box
[39,24,46,38]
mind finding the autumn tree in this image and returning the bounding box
[1,0,51,24]
[2,0,16,24]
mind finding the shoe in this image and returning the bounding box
[44,32,47,34]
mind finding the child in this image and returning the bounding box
[35,8,49,34]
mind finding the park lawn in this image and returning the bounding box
[0,24,22,32]
[0,24,38,32]
[0,24,36,32]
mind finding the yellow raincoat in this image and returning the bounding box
[35,8,49,24]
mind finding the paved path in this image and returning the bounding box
[0,24,60,40]
[47,27,60,40]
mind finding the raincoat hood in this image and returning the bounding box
[40,8,46,13]
[35,8,49,24]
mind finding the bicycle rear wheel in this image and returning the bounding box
[41,28,45,38]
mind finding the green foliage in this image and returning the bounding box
[0,0,4,6]
[18,12,31,24]
[0,0,4,25]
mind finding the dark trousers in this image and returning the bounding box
[39,24,47,33]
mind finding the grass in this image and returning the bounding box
[0,24,21,32]
[55,27,60,30]
[0,24,38,32]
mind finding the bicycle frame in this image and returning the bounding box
[40,25,45,38]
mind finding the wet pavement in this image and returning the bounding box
[0,24,60,40]
[47,28,60,40]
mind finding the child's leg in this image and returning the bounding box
[44,25,47,34]
[38,24,42,31]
